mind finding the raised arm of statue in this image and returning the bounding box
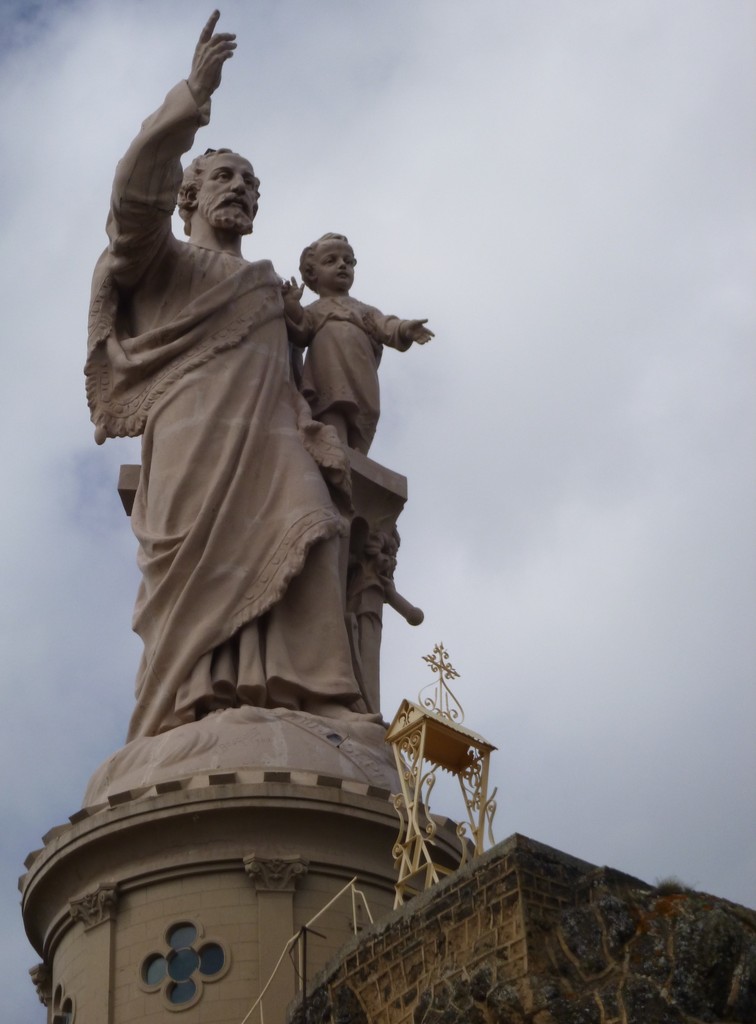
[282,277,312,350]
[105,12,237,289]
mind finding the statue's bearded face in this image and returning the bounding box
[195,153,259,236]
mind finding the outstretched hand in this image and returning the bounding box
[403,319,434,345]
[187,10,237,107]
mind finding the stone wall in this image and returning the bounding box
[289,833,756,1024]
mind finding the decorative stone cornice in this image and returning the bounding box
[69,882,119,930]
[243,854,309,892]
[29,962,51,1006]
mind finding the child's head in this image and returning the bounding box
[299,233,357,296]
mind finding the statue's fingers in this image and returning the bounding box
[208,36,237,55]
[199,10,221,43]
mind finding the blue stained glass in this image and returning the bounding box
[168,923,197,949]
[168,947,199,981]
[168,979,197,1005]
[199,943,225,976]
[143,955,168,985]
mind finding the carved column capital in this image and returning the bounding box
[29,962,52,1006]
[243,854,309,892]
[69,882,119,930]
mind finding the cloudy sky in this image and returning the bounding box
[2,0,754,1018]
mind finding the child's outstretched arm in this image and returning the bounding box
[362,307,432,348]
[363,310,434,351]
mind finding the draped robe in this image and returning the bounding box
[295,296,411,455]
[85,82,360,740]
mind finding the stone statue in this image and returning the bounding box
[282,233,433,455]
[346,527,424,714]
[85,12,367,740]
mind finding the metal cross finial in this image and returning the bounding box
[419,643,464,723]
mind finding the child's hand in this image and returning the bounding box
[402,319,434,345]
[281,276,305,301]
[281,277,305,322]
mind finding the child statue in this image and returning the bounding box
[282,233,433,454]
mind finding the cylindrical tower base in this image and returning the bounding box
[21,709,462,1022]
[23,773,402,1022]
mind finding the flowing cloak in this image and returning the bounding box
[85,82,358,740]
[290,296,410,454]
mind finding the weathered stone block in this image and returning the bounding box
[287,835,756,1024]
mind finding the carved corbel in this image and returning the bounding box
[69,882,119,930]
[243,854,309,892]
[29,962,52,1006]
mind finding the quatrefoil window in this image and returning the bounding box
[140,921,228,1009]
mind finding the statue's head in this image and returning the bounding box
[299,233,356,295]
[178,148,260,238]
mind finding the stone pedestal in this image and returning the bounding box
[22,776,395,1023]
[21,712,462,1022]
